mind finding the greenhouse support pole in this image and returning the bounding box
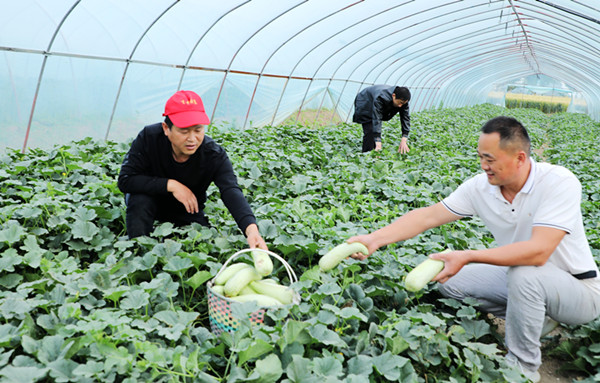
[22,1,82,153]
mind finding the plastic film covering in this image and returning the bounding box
[1,0,599,151]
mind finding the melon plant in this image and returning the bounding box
[0,105,598,382]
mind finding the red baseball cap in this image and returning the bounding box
[163,90,210,127]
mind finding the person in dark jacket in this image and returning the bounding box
[352,85,411,153]
[118,90,267,250]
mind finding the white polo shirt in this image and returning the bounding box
[442,158,598,278]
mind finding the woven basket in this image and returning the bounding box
[207,248,300,336]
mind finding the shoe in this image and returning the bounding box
[506,355,541,383]
[541,316,559,337]
[523,369,541,383]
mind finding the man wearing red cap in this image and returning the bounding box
[118,90,267,250]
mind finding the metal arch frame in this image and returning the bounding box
[439,45,598,111]
[242,0,364,129]
[210,0,307,125]
[394,1,600,111]
[360,16,521,108]
[357,4,511,85]
[177,1,251,91]
[516,2,600,54]
[527,47,600,113]
[379,8,538,108]
[434,4,600,110]
[422,52,539,110]
[307,0,468,124]
[305,0,474,124]
[22,0,82,153]
[418,48,527,110]
[339,3,519,122]
[328,3,511,120]
[508,0,541,72]
[403,23,544,109]
[332,6,513,122]
[430,33,600,109]
[104,1,179,141]
[268,1,413,126]
[340,0,600,121]
[424,39,594,111]
[11,0,600,149]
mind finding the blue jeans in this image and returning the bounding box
[124,193,209,238]
[437,262,600,371]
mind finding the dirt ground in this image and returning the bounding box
[493,317,585,382]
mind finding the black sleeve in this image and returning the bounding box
[212,152,257,234]
[399,103,410,138]
[117,128,169,195]
[371,96,385,141]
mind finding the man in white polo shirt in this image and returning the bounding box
[347,116,600,382]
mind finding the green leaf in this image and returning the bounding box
[72,361,104,378]
[0,365,48,383]
[461,319,491,340]
[71,220,99,241]
[238,338,273,365]
[308,324,346,347]
[278,321,312,350]
[0,248,21,272]
[285,355,316,382]
[0,220,26,244]
[120,289,150,310]
[372,352,409,381]
[347,355,373,376]
[185,270,212,289]
[163,256,193,273]
[19,235,45,269]
[313,355,343,378]
[339,307,368,322]
[253,354,283,383]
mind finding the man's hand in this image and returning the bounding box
[245,223,268,250]
[167,179,198,214]
[375,141,382,151]
[346,234,378,260]
[430,249,470,283]
[398,137,409,154]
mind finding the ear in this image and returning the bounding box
[162,122,170,136]
[517,151,528,165]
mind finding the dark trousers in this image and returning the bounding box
[125,193,209,238]
[361,122,375,152]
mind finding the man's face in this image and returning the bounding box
[162,123,205,160]
[392,94,407,108]
[477,132,521,186]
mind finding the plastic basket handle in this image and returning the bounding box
[212,248,298,286]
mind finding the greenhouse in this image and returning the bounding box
[1,1,600,382]
[2,0,599,151]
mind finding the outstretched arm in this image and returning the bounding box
[348,202,460,259]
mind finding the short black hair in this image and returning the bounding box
[164,115,173,129]
[481,116,531,156]
[394,86,411,102]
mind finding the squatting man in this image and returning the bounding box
[118,90,267,250]
[348,116,600,382]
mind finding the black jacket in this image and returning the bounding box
[118,123,256,232]
[352,85,410,141]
